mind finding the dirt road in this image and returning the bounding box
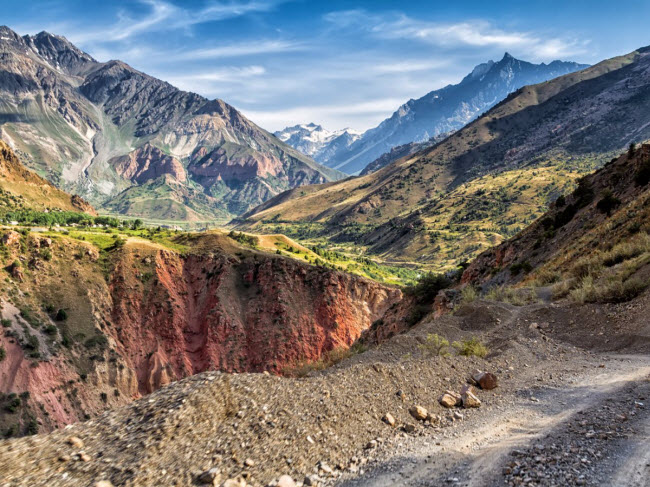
[340,354,650,487]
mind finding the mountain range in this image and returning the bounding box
[0,26,343,223]
[236,46,650,270]
[274,123,362,163]
[278,54,589,174]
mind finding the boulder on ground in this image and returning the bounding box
[409,405,428,421]
[462,391,481,408]
[471,371,498,390]
[439,390,461,408]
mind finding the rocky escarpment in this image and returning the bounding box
[108,239,401,394]
[0,232,401,434]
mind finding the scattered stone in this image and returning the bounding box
[403,424,416,433]
[303,475,320,486]
[58,454,70,462]
[382,413,396,427]
[244,458,255,467]
[453,411,464,420]
[318,462,333,475]
[478,372,498,390]
[365,439,378,449]
[94,482,114,487]
[472,370,498,390]
[78,452,91,462]
[409,405,428,421]
[222,479,245,487]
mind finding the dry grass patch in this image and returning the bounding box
[282,342,368,378]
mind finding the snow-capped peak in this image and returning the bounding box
[275,123,362,160]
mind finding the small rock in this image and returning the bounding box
[222,479,245,487]
[58,455,71,462]
[244,458,255,467]
[94,482,114,487]
[403,424,416,433]
[453,411,464,420]
[365,439,378,449]
[79,452,91,462]
[382,413,396,427]
[319,462,333,475]
[409,405,428,421]
[303,475,320,486]
[277,475,296,487]
[67,436,84,448]
[439,392,460,408]
[478,372,498,390]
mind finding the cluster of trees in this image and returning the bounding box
[2,210,144,230]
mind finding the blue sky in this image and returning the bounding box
[4,0,650,132]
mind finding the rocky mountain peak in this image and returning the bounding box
[26,30,96,74]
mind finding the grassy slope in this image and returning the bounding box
[464,144,650,303]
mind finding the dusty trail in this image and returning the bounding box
[339,354,650,487]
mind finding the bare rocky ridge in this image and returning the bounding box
[0,26,343,222]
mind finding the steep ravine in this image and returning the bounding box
[0,234,401,434]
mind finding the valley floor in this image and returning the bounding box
[0,294,649,487]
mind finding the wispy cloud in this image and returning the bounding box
[67,0,289,43]
[173,40,304,61]
[324,10,589,60]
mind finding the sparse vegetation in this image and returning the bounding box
[452,337,489,358]
[406,273,452,303]
[460,285,478,304]
[418,333,450,357]
[485,286,539,306]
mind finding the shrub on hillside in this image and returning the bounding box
[418,333,450,357]
[596,190,621,216]
[406,272,452,303]
[453,337,489,358]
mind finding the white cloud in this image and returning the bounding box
[164,65,266,91]
[324,10,589,61]
[241,98,407,132]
